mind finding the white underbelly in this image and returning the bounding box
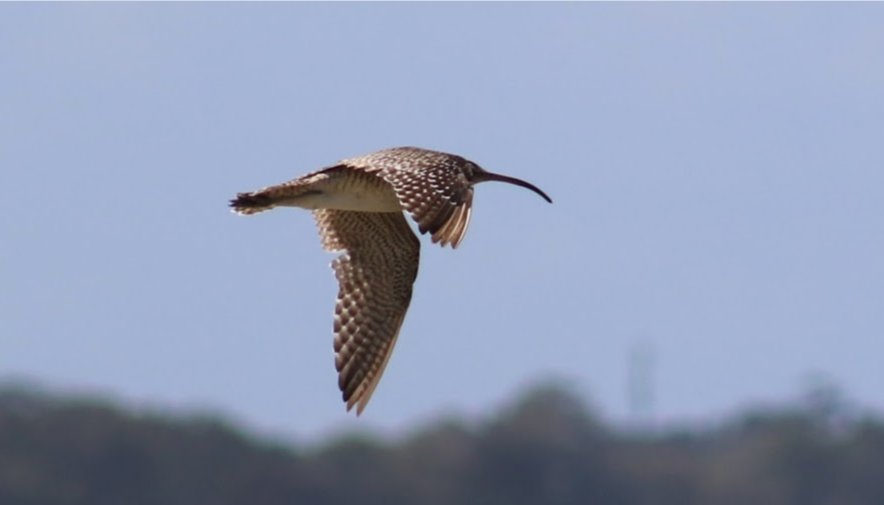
[298,189,402,212]
[278,175,403,212]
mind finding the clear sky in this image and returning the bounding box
[2,4,883,441]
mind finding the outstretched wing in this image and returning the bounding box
[380,165,474,248]
[341,147,475,248]
[313,209,420,414]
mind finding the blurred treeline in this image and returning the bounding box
[1,381,882,505]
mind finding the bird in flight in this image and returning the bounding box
[230,146,551,414]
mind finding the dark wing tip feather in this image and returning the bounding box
[230,192,274,214]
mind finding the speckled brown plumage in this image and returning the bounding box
[314,209,419,414]
[341,148,479,247]
[230,146,551,415]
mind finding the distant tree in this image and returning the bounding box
[1,380,883,505]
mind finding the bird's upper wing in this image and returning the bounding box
[340,147,474,248]
[313,209,420,415]
[378,163,474,248]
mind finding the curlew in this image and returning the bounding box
[230,146,552,414]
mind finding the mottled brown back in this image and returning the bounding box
[341,147,476,248]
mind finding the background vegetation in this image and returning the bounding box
[1,381,882,505]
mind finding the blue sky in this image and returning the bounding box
[2,4,883,441]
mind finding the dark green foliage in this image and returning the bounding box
[0,382,882,505]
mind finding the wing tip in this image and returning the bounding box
[230,192,274,215]
[430,198,473,248]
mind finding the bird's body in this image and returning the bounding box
[233,166,402,214]
[231,147,551,414]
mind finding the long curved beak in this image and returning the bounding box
[476,172,553,203]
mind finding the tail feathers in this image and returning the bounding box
[230,191,275,215]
